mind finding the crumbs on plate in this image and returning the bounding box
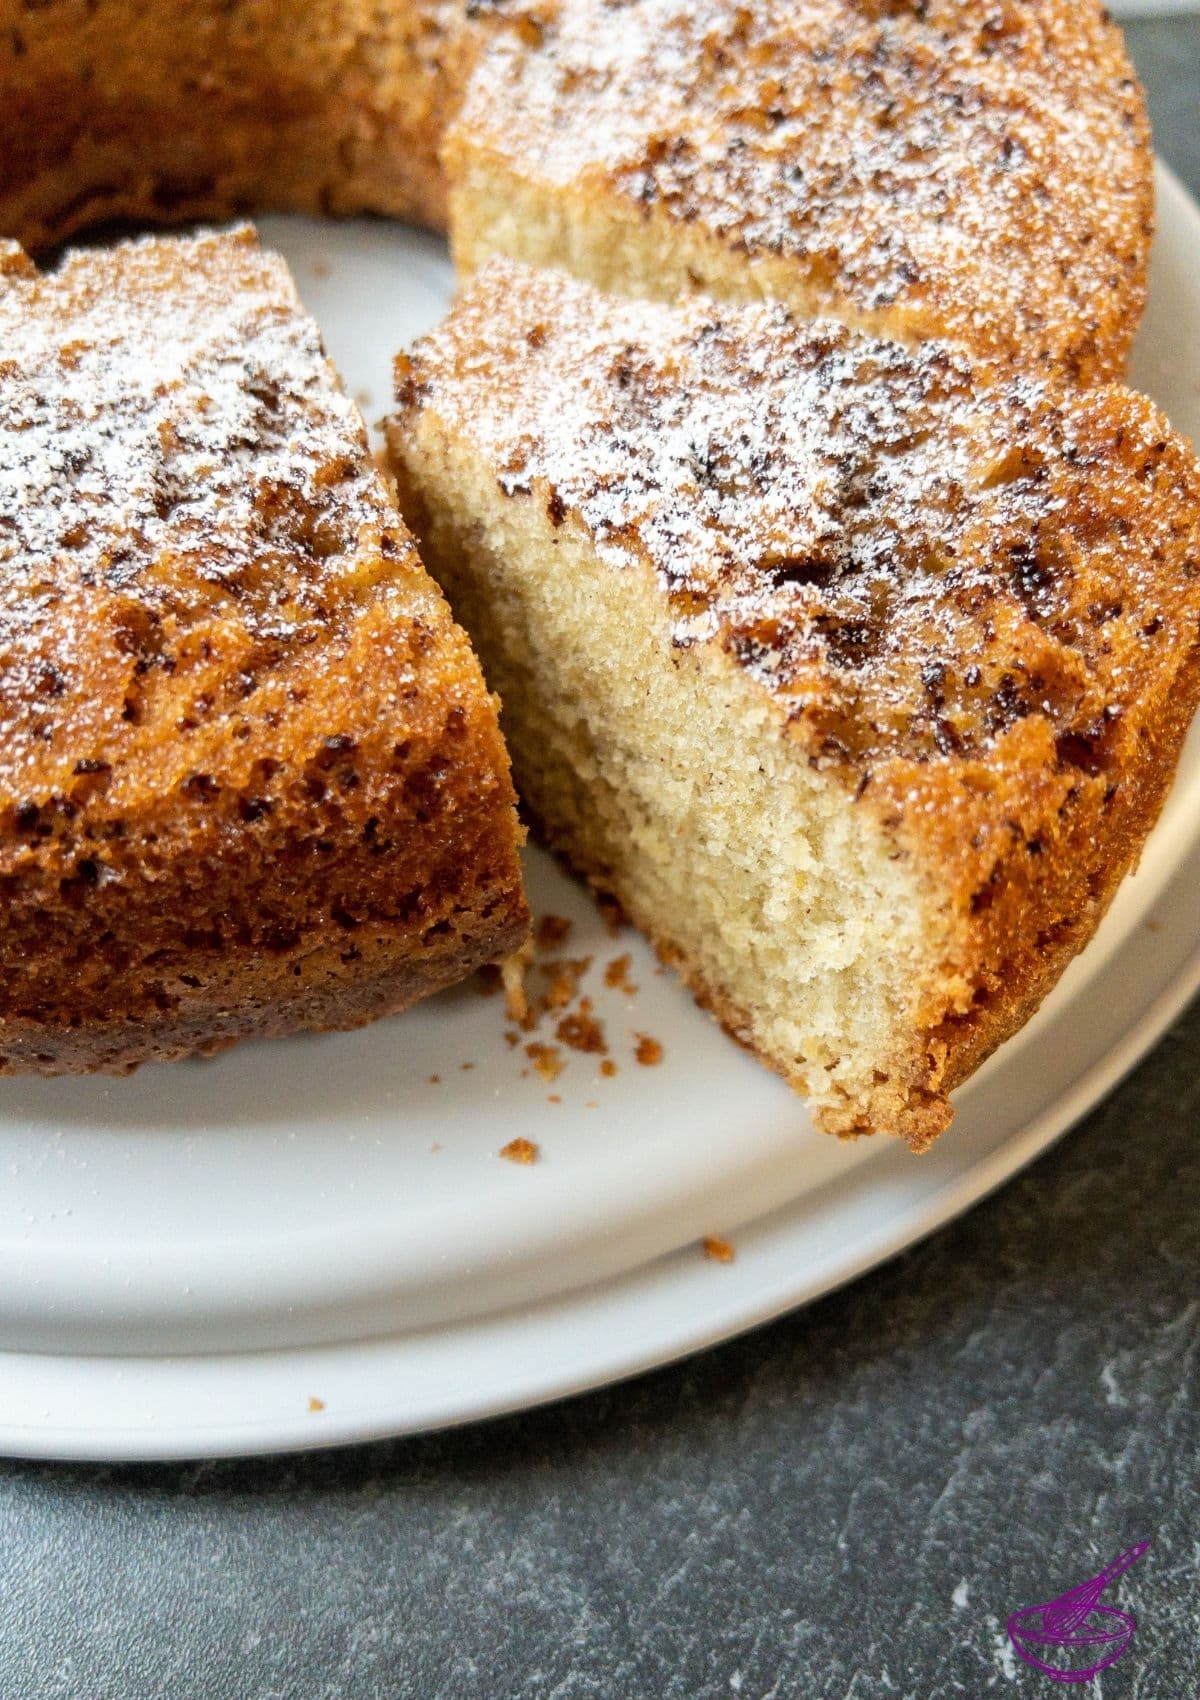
[499,1136,540,1165]
[556,1005,606,1053]
[537,913,573,950]
[604,953,638,995]
[487,898,664,1097]
[702,1236,735,1264]
[525,1041,564,1082]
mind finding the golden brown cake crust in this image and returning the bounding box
[390,261,1200,1145]
[0,227,527,1073]
[0,0,487,248]
[449,0,1153,383]
[0,0,1152,382]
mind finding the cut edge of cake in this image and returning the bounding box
[386,259,1200,1146]
[387,463,959,1143]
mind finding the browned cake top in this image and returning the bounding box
[0,224,467,817]
[454,0,1153,381]
[396,259,1200,791]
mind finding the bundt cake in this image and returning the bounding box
[0,226,526,1074]
[387,261,1200,1146]
[0,0,1152,381]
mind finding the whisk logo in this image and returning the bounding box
[1007,1541,1148,1683]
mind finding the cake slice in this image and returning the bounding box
[0,226,527,1074]
[388,260,1200,1146]
[445,0,1152,384]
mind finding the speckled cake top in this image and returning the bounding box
[0,224,437,807]
[395,259,1200,779]
[453,0,1153,382]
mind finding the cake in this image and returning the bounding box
[388,261,1200,1145]
[447,0,1154,384]
[0,227,526,1074]
[0,0,1152,380]
[0,0,1184,1123]
[0,0,482,249]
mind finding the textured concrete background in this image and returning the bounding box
[1,20,1199,1700]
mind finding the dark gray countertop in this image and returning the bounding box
[2,20,1198,1700]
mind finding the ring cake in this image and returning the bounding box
[0,0,1193,1142]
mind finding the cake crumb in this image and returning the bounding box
[604,953,638,995]
[556,1009,606,1053]
[537,913,572,949]
[597,895,628,936]
[1145,918,1163,934]
[703,1236,735,1264]
[307,1395,326,1413]
[600,1058,618,1079]
[461,1061,475,1071]
[542,956,592,1012]
[501,942,533,1024]
[547,1093,562,1104]
[427,1074,440,1085]
[526,1041,564,1082]
[310,257,331,279]
[634,1033,664,1066]
[500,1136,540,1165]
[504,1030,521,1048]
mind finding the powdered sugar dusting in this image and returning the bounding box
[399,260,1200,778]
[0,224,415,800]
[457,0,1152,381]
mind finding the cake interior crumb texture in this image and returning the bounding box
[389,262,1200,1144]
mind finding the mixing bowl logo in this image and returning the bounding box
[1007,1541,1148,1683]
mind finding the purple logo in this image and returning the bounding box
[1007,1541,1148,1683]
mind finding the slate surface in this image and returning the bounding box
[1,20,1198,1700]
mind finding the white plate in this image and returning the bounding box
[2,164,1198,1461]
